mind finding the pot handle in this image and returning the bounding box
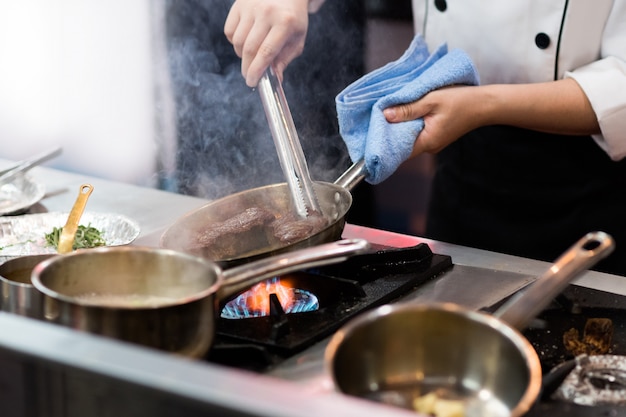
[334,160,367,191]
[218,239,370,299]
[494,231,615,330]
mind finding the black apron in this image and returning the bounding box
[426,125,626,276]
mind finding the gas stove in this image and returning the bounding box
[3,160,626,417]
[204,237,626,417]
[208,242,452,372]
[2,166,626,417]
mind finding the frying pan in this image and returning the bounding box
[160,160,367,266]
[324,232,614,417]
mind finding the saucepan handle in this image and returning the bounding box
[218,239,370,299]
[494,231,615,330]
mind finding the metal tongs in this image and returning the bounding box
[0,146,63,185]
[257,67,322,218]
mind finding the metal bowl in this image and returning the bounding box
[0,174,45,216]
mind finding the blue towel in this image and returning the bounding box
[336,35,479,184]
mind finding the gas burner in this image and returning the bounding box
[221,277,320,319]
[207,242,452,371]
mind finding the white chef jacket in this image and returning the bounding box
[410,0,626,160]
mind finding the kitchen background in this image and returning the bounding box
[0,0,433,237]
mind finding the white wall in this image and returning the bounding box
[0,0,160,186]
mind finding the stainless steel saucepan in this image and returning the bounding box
[325,232,614,417]
[0,254,54,319]
[31,239,369,358]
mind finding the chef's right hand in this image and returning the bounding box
[224,0,310,87]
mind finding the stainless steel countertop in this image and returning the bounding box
[1,163,625,417]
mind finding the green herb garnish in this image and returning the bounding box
[44,224,106,250]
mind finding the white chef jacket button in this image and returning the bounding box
[434,0,447,12]
[535,32,551,49]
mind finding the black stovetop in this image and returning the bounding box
[487,284,626,416]
[206,242,452,371]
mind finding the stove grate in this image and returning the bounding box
[207,243,453,371]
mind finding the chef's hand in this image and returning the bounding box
[224,0,309,87]
[383,79,600,157]
[383,85,484,157]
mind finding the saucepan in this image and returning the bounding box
[0,184,93,319]
[160,160,367,266]
[325,231,614,417]
[0,254,54,319]
[31,238,369,358]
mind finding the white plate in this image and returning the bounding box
[0,174,46,216]
[0,212,141,258]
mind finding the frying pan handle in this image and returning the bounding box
[494,231,615,330]
[334,160,367,191]
[218,239,370,299]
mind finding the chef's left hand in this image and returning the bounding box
[383,85,485,157]
[383,79,600,158]
[224,0,309,87]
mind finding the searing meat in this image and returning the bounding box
[192,207,276,259]
[270,212,328,245]
[189,206,329,259]
[196,207,275,247]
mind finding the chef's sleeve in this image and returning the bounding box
[565,2,626,161]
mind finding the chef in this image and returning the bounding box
[225,0,626,276]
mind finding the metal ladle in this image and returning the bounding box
[257,67,321,218]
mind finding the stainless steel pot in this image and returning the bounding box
[159,160,367,266]
[0,254,54,319]
[325,232,614,417]
[31,239,369,358]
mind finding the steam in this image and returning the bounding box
[156,0,364,200]
[167,35,279,197]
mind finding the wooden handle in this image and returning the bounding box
[57,184,94,254]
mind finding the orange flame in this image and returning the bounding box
[245,278,295,315]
